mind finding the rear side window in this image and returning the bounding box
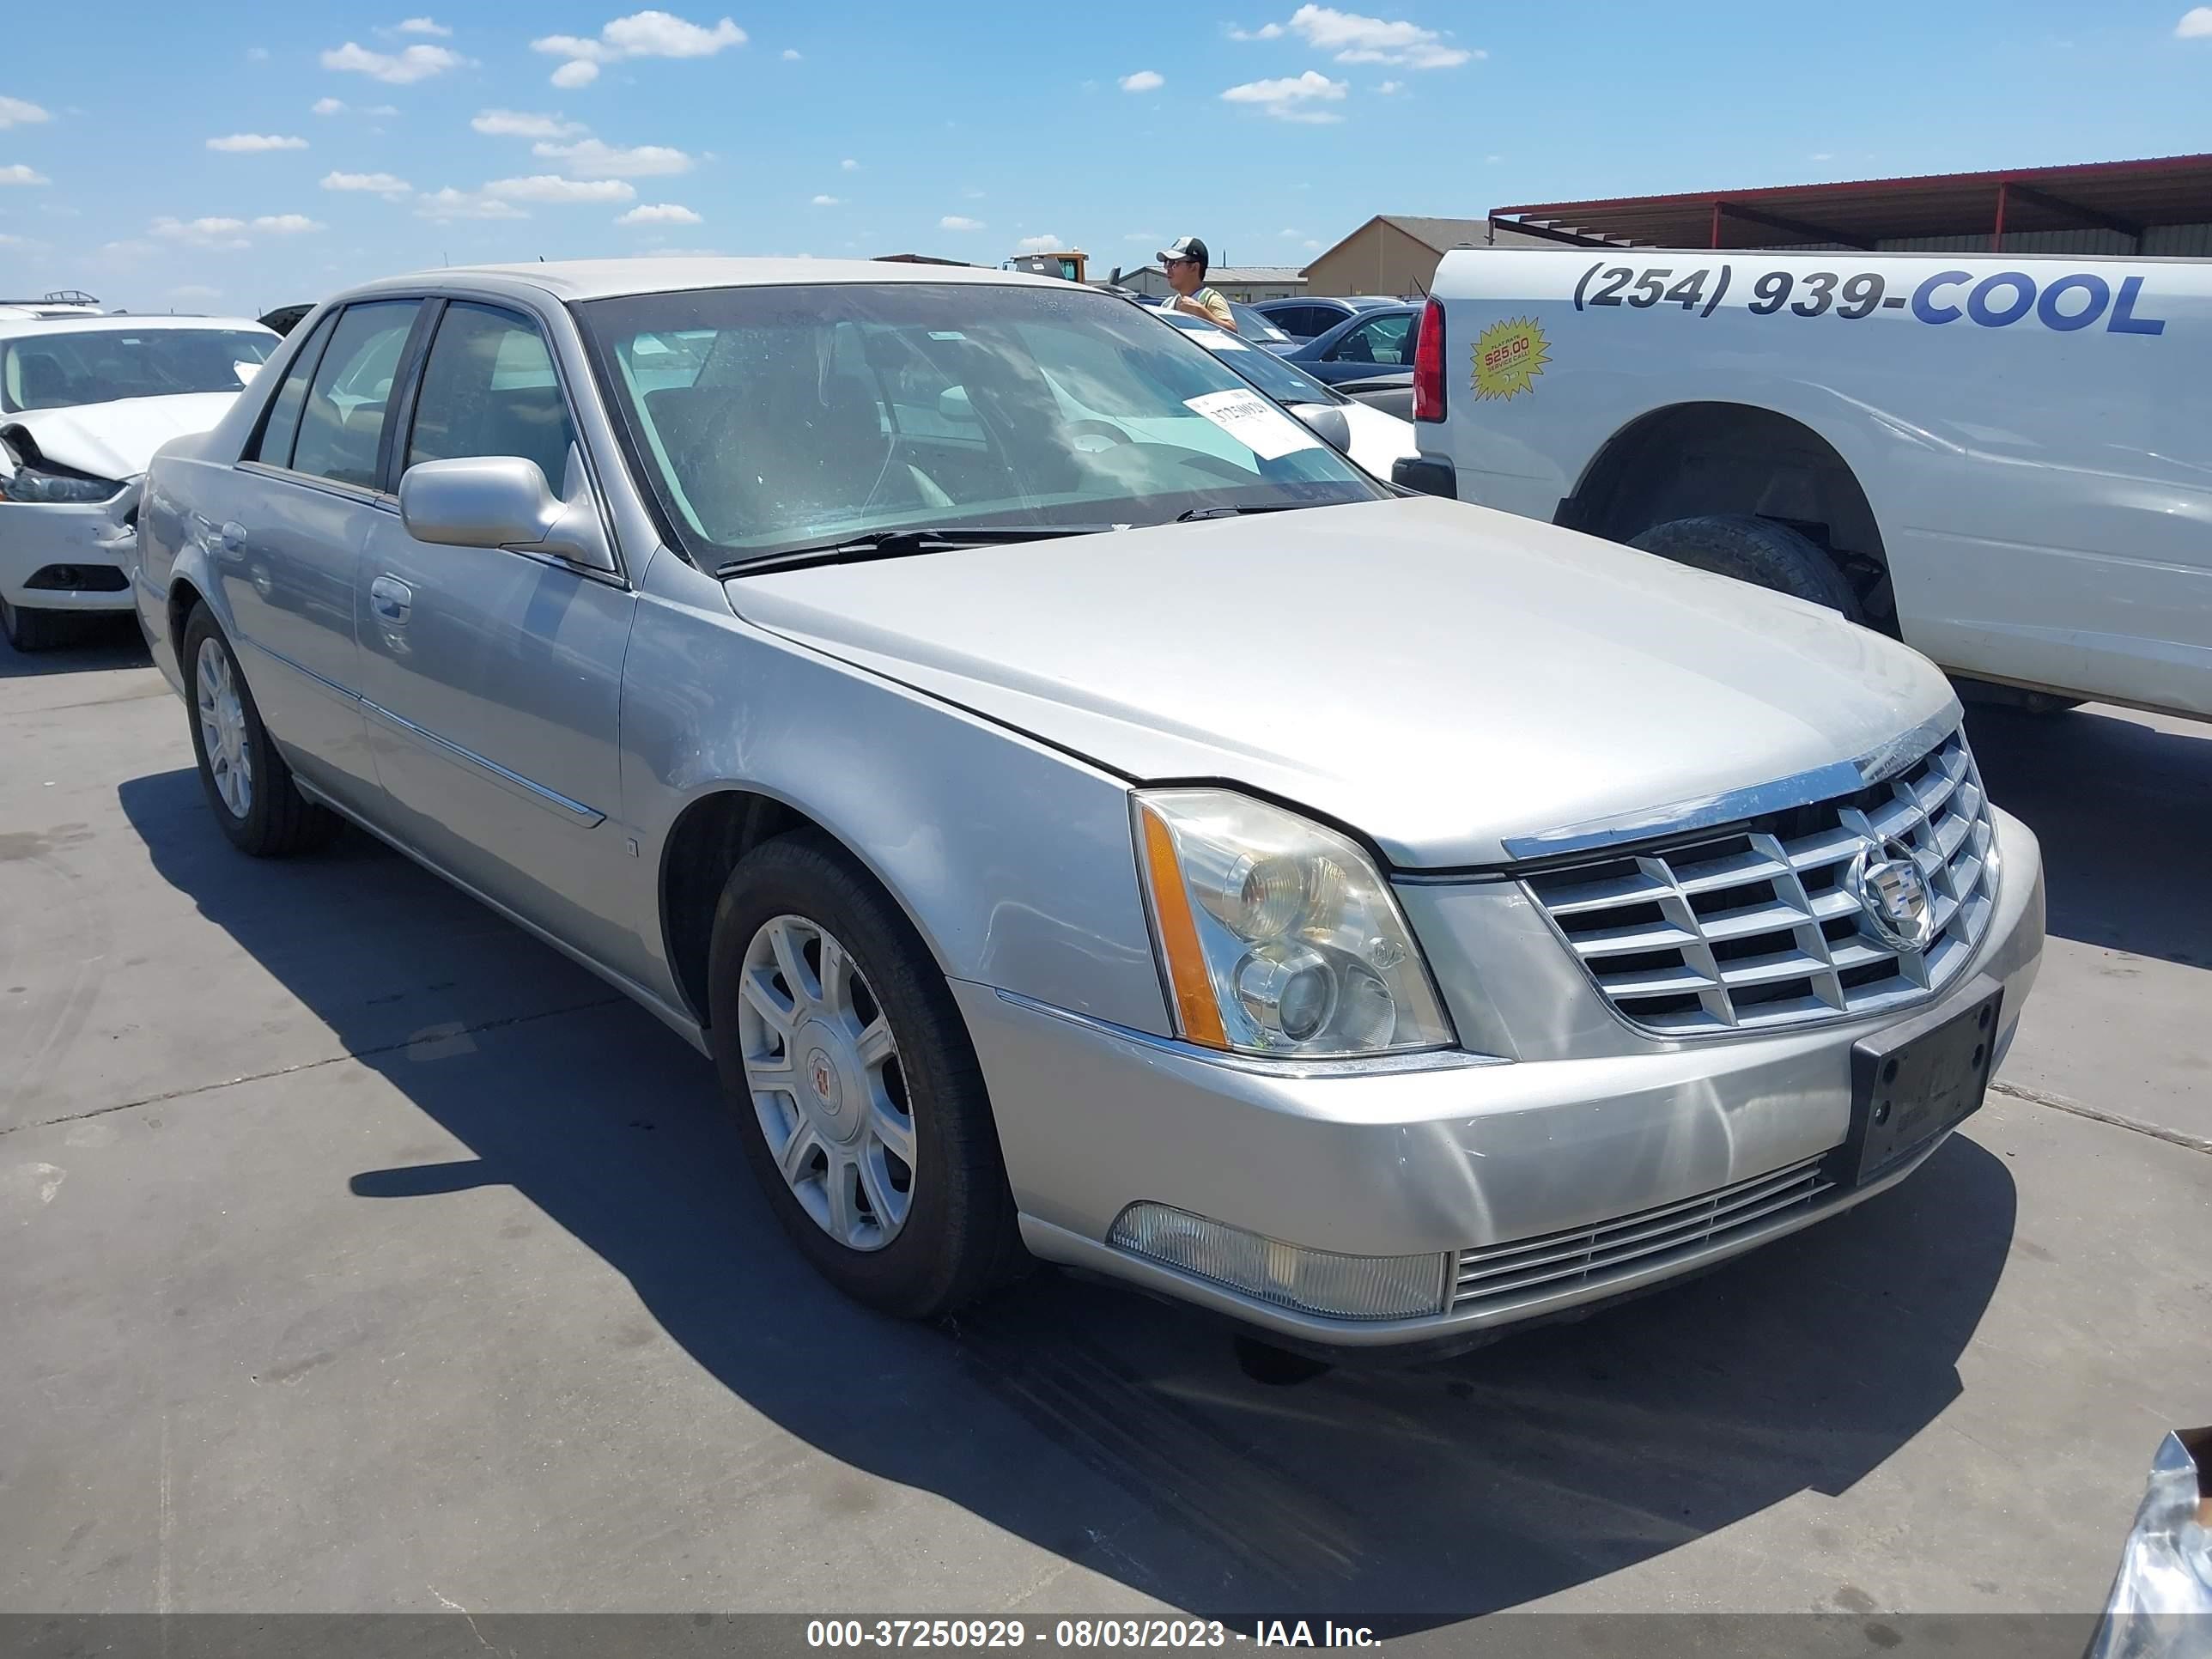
[290,301,422,489]
[250,312,337,467]
[405,302,576,491]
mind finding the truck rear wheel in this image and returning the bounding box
[1629,514,1864,623]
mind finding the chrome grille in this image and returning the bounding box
[1453,1155,1833,1312]
[1524,727,1996,1037]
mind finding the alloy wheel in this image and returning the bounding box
[195,636,253,820]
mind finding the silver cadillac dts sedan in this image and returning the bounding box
[132,259,2044,1351]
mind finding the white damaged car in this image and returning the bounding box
[1,313,277,650]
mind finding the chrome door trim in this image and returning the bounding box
[358,696,607,827]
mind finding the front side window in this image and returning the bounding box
[1,326,276,413]
[250,312,339,468]
[289,301,421,489]
[405,302,576,490]
[1330,313,1413,367]
[580,282,1384,567]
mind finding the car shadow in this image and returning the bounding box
[118,766,2016,1624]
[0,614,149,678]
[1966,704,2211,969]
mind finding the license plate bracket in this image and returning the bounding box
[1830,975,2005,1189]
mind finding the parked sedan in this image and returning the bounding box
[1152,307,1416,477]
[136,259,2043,1353]
[1280,303,1421,387]
[1253,295,1403,342]
[2,313,277,649]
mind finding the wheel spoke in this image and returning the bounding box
[817,935,854,1024]
[823,1149,860,1243]
[769,918,818,1012]
[854,1016,896,1069]
[858,1146,909,1233]
[868,1097,916,1167]
[777,1119,822,1184]
[739,965,799,1036]
[744,1052,798,1094]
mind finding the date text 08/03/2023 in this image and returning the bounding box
[1570,258,2170,332]
[805,1620,1382,1649]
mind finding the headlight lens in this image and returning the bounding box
[0,464,124,505]
[1133,788,1455,1058]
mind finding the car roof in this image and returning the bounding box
[340,256,1084,306]
[0,314,274,341]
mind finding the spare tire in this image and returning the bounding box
[1629,514,1864,622]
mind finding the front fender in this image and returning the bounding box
[621,588,1171,1037]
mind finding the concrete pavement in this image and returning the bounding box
[2,624,2207,1625]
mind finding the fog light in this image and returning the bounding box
[1108,1202,1448,1321]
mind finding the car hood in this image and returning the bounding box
[1,392,240,481]
[727,496,1958,868]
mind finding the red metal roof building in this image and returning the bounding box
[1490,155,2212,258]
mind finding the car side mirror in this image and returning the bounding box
[398,451,616,574]
[1288,402,1352,453]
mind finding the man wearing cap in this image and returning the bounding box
[1158,236,1237,333]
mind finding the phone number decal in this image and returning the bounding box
[1571,259,2168,334]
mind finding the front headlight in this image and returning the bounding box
[0,464,124,505]
[1133,788,1455,1058]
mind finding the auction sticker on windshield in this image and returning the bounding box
[1183,389,1319,460]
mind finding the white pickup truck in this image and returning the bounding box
[1396,247,2212,720]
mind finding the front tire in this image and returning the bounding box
[706,830,1023,1318]
[1630,514,1864,622]
[180,606,339,857]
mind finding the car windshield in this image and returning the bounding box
[1158,312,1346,405]
[0,327,276,413]
[579,282,1385,564]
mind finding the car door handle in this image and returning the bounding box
[369,574,413,624]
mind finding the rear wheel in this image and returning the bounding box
[0,597,70,652]
[707,830,1023,1318]
[181,606,339,857]
[1629,514,1864,622]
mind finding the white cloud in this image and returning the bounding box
[939,215,985,231]
[320,41,468,82]
[616,201,702,224]
[1220,70,1348,120]
[0,232,46,249]
[963,186,986,198]
[1228,21,1285,38]
[1123,229,1158,242]
[781,47,801,59]
[246,46,270,61]
[1015,234,1062,252]
[368,105,400,116]
[415,186,528,220]
[811,193,840,205]
[208,132,309,152]
[0,163,50,185]
[531,137,693,177]
[1278,4,1473,67]
[1375,78,1402,94]
[532,11,746,84]
[1484,152,1502,163]
[323,169,413,198]
[1278,227,1303,238]
[472,107,586,137]
[2179,6,2212,35]
[1809,151,1834,161]
[312,96,348,115]
[152,216,251,247]
[397,16,453,34]
[253,214,325,234]
[841,157,859,170]
[1120,69,1164,91]
[1303,239,1320,251]
[485,173,636,204]
[0,96,51,128]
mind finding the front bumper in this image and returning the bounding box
[957,807,2044,1349]
[0,491,139,612]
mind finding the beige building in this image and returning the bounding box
[1301,215,1557,297]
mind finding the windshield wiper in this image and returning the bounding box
[1173,502,1314,522]
[716,524,1117,578]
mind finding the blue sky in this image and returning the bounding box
[3,1,2209,316]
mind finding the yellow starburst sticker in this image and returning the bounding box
[1471,316,1550,401]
